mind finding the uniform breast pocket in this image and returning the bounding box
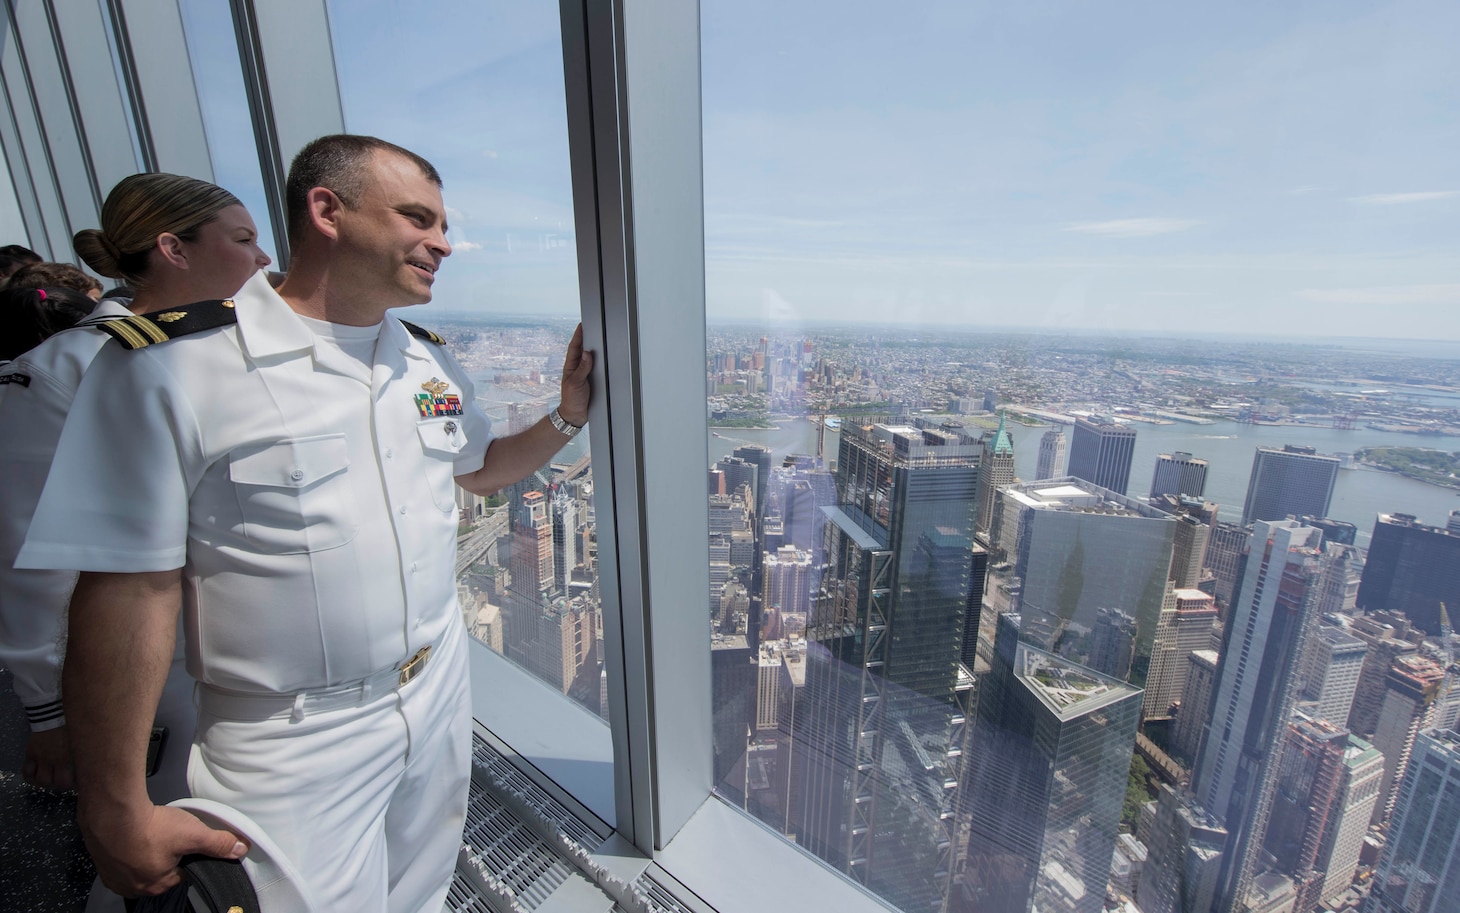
[417,417,466,514]
[228,434,355,554]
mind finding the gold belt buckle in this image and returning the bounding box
[399,645,432,687]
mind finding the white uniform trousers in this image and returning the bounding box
[188,622,471,913]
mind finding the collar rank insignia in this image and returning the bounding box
[415,377,463,417]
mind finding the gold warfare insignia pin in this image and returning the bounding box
[420,377,450,396]
[155,311,187,323]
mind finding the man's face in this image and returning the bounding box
[334,151,452,311]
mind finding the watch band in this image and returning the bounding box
[549,407,582,437]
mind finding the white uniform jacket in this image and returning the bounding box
[0,299,133,730]
[17,271,492,695]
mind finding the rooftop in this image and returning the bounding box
[1014,643,1142,720]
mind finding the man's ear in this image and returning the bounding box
[307,187,344,241]
[154,232,188,270]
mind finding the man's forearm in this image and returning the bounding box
[457,416,577,496]
[65,570,181,813]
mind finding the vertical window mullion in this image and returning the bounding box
[560,0,712,856]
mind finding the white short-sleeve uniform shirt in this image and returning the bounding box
[0,298,132,725]
[18,270,492,695]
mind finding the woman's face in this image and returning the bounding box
[178,205,272,298]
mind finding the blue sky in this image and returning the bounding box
[192,0,1460,339]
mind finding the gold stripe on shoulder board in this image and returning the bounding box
[125,315,169,344]
[101,318,151,350]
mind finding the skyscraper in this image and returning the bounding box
[1192,519,1327,913]
[1143,589,1218,721]
[1300,623,1368,728]
[1174,648,1220,765]
[1357,513,1460,638]
[1067,415,1136,495]
[1170,512,1213,590]
[732,443,773,526]
[793,421,980,911]
[506,490,555,655]
[975,412,1016,538]
[1138,783,1228,913]
[1150,451,1209,499]
[1261,714,1382,912]
[1036,427,1066,481]
[1365,728,1460,913]
[1320,733,1385,905]
[960,638,1142,913]
[1371,654,1447,826]
[1239,444,1340,527]
[1204,521,1250,612]
[988,478,1175,686]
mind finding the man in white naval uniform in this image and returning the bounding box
[18,135,592,911]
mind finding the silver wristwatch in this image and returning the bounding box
[549,407,583,438]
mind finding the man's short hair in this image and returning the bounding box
[285,135,443,247]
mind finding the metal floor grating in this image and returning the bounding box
[451,735,711,913]
[470,737,605,848]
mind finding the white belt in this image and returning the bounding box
[198,645,433,722]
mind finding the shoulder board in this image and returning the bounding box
[399,320,445,346]
[91,299,239,351]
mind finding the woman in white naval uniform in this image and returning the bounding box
[0,173,270,908]
[19,135,592,912]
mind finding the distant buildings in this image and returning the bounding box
[1365,728,1460,913]
[1036,427,1066,481]
[975,412,1016,539]
[1068,415,1137,495]
[1150,451,1209,499]
[1240,444,1339,527]
[1357,512,1460,638]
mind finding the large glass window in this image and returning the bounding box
[324,1,606,722]
[703,3,1460,913]
[177,0,280,264]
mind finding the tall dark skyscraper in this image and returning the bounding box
[1192,519,1327,913]
[960,620,1142,913]
[1150,450,1209,499]
[1357,512,1460,637]
[1240,444,1339,527]
[1067,415,1136,495]
[793,421,980,911]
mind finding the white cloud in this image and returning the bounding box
[453,240,483,252]
[1348,191,1460,205]
[1298,284,1460,306]
[1062,218,1201,238]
